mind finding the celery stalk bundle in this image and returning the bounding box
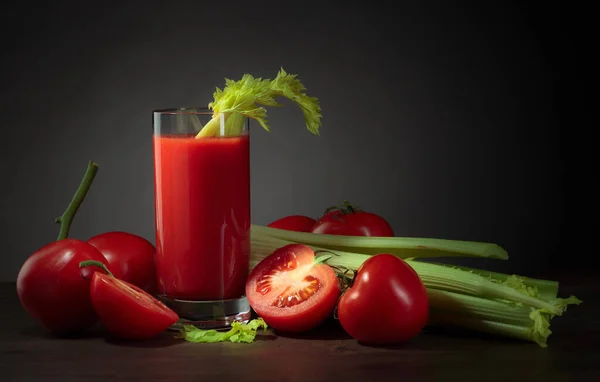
[250,225,581,347]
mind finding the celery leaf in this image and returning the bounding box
[175,318,269,344]
[206,68,322,135]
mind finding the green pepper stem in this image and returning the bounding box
[79,260,114,277]
[55,161,98,241]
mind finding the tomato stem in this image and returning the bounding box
[331,267,355,289]
[332,268,355,321]
[314,249,339,257]
[79,260,114,277]
[313,254,334,265]
[314,249,342,265]
[55,161,99,241]
[322,200,362,217]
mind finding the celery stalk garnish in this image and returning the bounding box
[195,68,322,138]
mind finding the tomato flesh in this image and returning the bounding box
[246,244,340,333]
[90,272,178,340]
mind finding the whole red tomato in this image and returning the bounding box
[311,201,395,237]
[267,215,317,232]
[246,244,341,333]
[87,231,157,294]
[337,254,429,345]
[82,261,179,340]
[16,239,109,335]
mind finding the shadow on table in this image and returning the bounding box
[273,317,353,341]
[270,319,536,350]
[19,324,105,340]
[103,330,183,348]
[352,326,532,351]
[423,326,524,343]
[19,323,183,348]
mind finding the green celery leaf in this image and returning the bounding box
[175,318,269,344]
[205,68,322,136]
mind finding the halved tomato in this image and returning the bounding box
[245,244,341,333]
[87,267,179,340]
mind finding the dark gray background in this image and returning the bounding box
[1,0,577,282]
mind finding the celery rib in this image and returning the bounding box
[429,262,559,301]
[427,289,535,325]
[428,313,549,347]
[427,291,565,348]
[406,261,563,315]
[251,225,509,260]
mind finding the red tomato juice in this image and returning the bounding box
[153,134,250,300]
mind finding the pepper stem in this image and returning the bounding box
[55,161,99,241]
[79,260,114,277]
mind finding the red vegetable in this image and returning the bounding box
[17,240,108,335]
[245,244,340,333]
[87,231,157,294]
[16,161,110,335]
[81,260,179,340]
[267,215,317,232]
[311,200,395,237]
[337,254,429,345]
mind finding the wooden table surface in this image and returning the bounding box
[2,275,598,382]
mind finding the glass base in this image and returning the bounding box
[159,295,252,331]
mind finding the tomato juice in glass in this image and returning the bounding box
[152,108,251,327]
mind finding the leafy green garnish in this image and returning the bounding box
[195,68,322,137]
[529,308,553,347]
[174,318,269,343]
[529,296,581,347]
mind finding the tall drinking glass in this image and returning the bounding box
[152,108,251,329]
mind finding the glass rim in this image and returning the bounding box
[153,107,212,115]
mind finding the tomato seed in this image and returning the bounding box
[255,254,301,295]
[271,276,320,308]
